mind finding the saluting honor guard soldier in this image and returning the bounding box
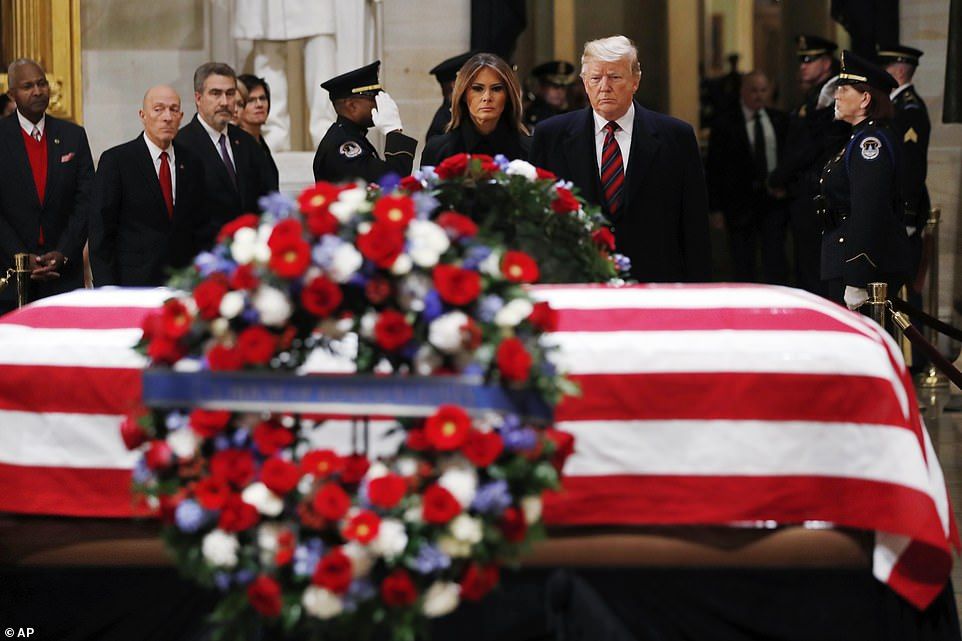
[312,61,418,184]
[818,51,910,310]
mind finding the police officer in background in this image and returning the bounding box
[524,60,575,129]
[818,51,910,310]
[769,36,849,297]
[312,61,418,184]
[426,52,474,143]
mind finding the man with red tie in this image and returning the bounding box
[89,85,208,286]
[530,36,711,282]
[0,58,94,312]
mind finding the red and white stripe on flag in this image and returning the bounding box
[0,284,956,609]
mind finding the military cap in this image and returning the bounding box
[795,35,838,62]
[430,52,474,85]
[531,60,576,87]
[321,61,382,101]
[876,44,923,66]
[837,50,898,91]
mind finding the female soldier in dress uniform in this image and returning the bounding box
[819,51,910,310]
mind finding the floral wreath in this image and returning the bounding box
[125,154,628,640]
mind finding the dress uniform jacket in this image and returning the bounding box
[421,119,530,166]
[819,120,910,289]
[313,116,417,184]
[891,85,931,224]
[524,96,563,130]
[426,99,452,143]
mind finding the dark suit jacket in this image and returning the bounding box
[706,106,788,227]
[89,135,208,286]
[175,115,277,245]
[529,103,711,282]
[0,113,93,305]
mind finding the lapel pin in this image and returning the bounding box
[54,138,60,144]
[179,164,184,169]
[234,139,239,145]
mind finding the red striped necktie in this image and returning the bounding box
[601,121,625,217]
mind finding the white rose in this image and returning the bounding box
[210,317,230,338]
[395,456,419,477]
[370,518,408,560]
[391,253,413,275]
[218,291,245,320]
[428,311,470,355]
[343,541,374,577]
[494,298,533,328]
[480,249,502,278]
[521,496,543,525]
[448,514,483,544]
[437,462,478,509]
[365,462,390,481]
[422,582,460,618]
[230,227,258,264]
[241,482,284,517]
[356,221,372,235]
[403,500,423,525]
[202,530,239,568]
[254,242,272,264]
[505,159,538,181]
[327,243,363,283]
[437,534,472,558]
[414,344,443,375]
[302,586,343,619]
[407,220,450,268]
[166,428,197,459]
[359,311,378,339]
[252,286,292,327]
[257,522,282,565]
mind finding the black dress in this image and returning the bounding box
[818,119,911,304]
[421,118,531,166]
[258,135,279,189]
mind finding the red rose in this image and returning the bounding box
[207,343,245,371]
[460,563,500,601]
[302,276,343,318]
[424,405,472,451]
[374,310,413,352]
[247,575,282,617]
[217,213,260,243]
[435,153,469,179]
[252,419,295,456]
[312,483,351,520]
[357,223,405,269]
[210,449,255,488]
[544,428,576,472]
[373,195,416,229]
[298,183,342,229]
[145,439,173,470]
[405,428,431,451]
[432,264,481,306]
[312,548,354,594]
[499,506,527,542]
[301,449,343,479]
[496,337,532,383]
[230,263,260,291]
[120,412,148,450]
[141,311,162,342]
[218,494,260,532]
[268,218,304,242]
[237,326,277,366]
[528,301,558,332]
[461,317,482,351]
[381,569,417,607]
[189,409,232,439]
[276,530,296,566]
[298,500,327,530]
[342,509,381,544]
[194,476,230,510]
[435,211,478,239]
[157,490,186,524]
[147,336,185,365]
[462,430,504,467]
[469,154,499,174]
[551,187,580,214]
[422,484,461,524]
[368,473,407,509]
[364,277,393,305]
[399,175,423,192]
[340,454,371,484]
[535,167,556,181]
[160,299,192,339]
[261,457,303,495]
[193,275,229,320]
[308,208,339,237]
[591,227,616,252]
[500,251,540,284]
[268,236,311,279]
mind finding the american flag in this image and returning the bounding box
[0,284,955,609]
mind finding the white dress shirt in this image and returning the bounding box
[143,132,176,205]
[198,115,236,168]
[592,103,634,177]
[740,103,777,175]
[17,110,45,139]
[890,83,912,101]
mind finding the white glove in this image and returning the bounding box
[817,76,840,110]
[372,92,403,135]
[844,286,869,310]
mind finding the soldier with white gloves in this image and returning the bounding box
[312,61,418,184]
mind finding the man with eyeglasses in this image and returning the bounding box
[89,85,208,286]
[530,35,711,282]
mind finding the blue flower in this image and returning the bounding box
[131,458,153,484]
[234,569,256,586]
[194,251,234,278]
[407,542,451,575]
[213,571,232,592]
[174,499,209,533]
[422,290,443,323]
[501,413,521,431]
[379,172,402,193]
[231,426,250,448]
[213,434,232,451]
[415,166,438,185]
[613,253,632,273]
[293,539,325,577]
[343,578,377,612]
[312,234,344,269]
[165,412,188,432]
[493,154,510,170]
[412,191,440,220]
[258,192,297,220]
[241,305,260,325]
[503,427,538,452]
[472,480,513,515]
[478,295,504,322]
[462,245,492,270]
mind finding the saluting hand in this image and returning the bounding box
[372,92,403,135]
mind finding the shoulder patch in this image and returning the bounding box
[860,136,882,160]
[904,127,918,143]
[339,141,363,159]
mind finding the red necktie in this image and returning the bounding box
[601,121,625,217]
[159,151,174,219]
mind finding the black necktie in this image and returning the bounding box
[753,112,767,183]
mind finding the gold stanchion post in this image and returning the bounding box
[866,282,888,327]
[920,208,949,388]
[14,253,31,309]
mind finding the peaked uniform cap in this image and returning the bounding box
[796,34,838,62]
[531,60,576,86]
[429,52,475,85]
[321,61,382,100]
[876,44,923,66]
[837,50,898,91]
